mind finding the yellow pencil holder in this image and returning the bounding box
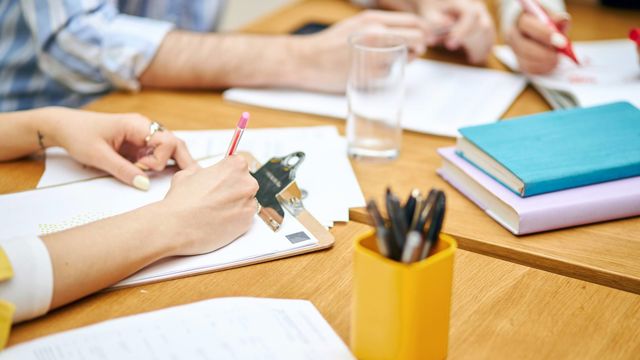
[351,230,457,360]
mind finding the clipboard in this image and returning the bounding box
[242,150,334,246]
[111,152,335,289]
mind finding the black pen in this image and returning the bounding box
[403,189,420,228]
[386,188,406,261]
[367,200,390,258]
[420,191,446,260]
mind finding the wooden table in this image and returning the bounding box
[10,221,640,359]
[4,1,637,294]
[3,0,640,358]
[1,2,638,294]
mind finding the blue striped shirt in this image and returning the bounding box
[0,0,224,112]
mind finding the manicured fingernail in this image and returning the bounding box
[558,12,571,21]
[135,162,149,171]
[133,175,150,191]
[550,32,567,48]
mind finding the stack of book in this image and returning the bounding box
[438,102,640,235]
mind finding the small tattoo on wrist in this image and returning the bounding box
[37,130,45,150]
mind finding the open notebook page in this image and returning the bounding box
[1,297,355,360]
[494,40,640,108]
[223,59,527,137]
[36,126,365,227]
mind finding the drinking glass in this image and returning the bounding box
[347,33,407,160]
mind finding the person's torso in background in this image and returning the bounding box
[0,0,225,112]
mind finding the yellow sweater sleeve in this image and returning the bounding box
[0,248,15,350]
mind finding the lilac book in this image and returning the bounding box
[437,147,640,235]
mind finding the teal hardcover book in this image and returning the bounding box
[457,102,640,197]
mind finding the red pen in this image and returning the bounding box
[630,28,640,45]
[518,0,580,65]
[225,112,250,158]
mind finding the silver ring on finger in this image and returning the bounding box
[145,121,165,143]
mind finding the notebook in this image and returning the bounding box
[494,40,640,109]
[1,297,355,359]
[438,147,640,235]
[0,156,332,288]
[457,102,640,197]
[224,59,526,137]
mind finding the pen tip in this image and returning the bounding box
[238,112,250,129]
[564,45,580,65]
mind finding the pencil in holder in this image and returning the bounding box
[351,229,457,360]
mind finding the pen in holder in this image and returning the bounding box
[351,188,457,360]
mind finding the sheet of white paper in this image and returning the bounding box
[0,156,319,287]
[37,132,218,188]
[1,297,355,360]
[36,126,365,226]
[571,83,640,108]
[118,211,316,287]
[223,59,526,137]
[494,40,640,108]
[37,147,107,188]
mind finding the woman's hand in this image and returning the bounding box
[506,12,571,74]
[40,107,196,190]
[160,155,260,255]
[43,155,259,309]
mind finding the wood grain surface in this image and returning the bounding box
[3,1,640,357]
[10,222,640,359]
[1,3,637,294]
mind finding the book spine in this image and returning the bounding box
[519,193,640,234]
[455,150,523,197]
[524,163,640,197]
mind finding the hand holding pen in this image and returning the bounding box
[367,187,446,264]
[506,0,576,74]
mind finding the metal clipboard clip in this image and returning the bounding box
[247,152,306,231]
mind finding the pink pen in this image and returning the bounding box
[225,112,250,158]
[518,0,580,65]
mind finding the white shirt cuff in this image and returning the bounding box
[102,15,176,91]
[500,0,566,36]
[0,237,53,323]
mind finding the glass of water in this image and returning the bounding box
[347,33,407,160]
